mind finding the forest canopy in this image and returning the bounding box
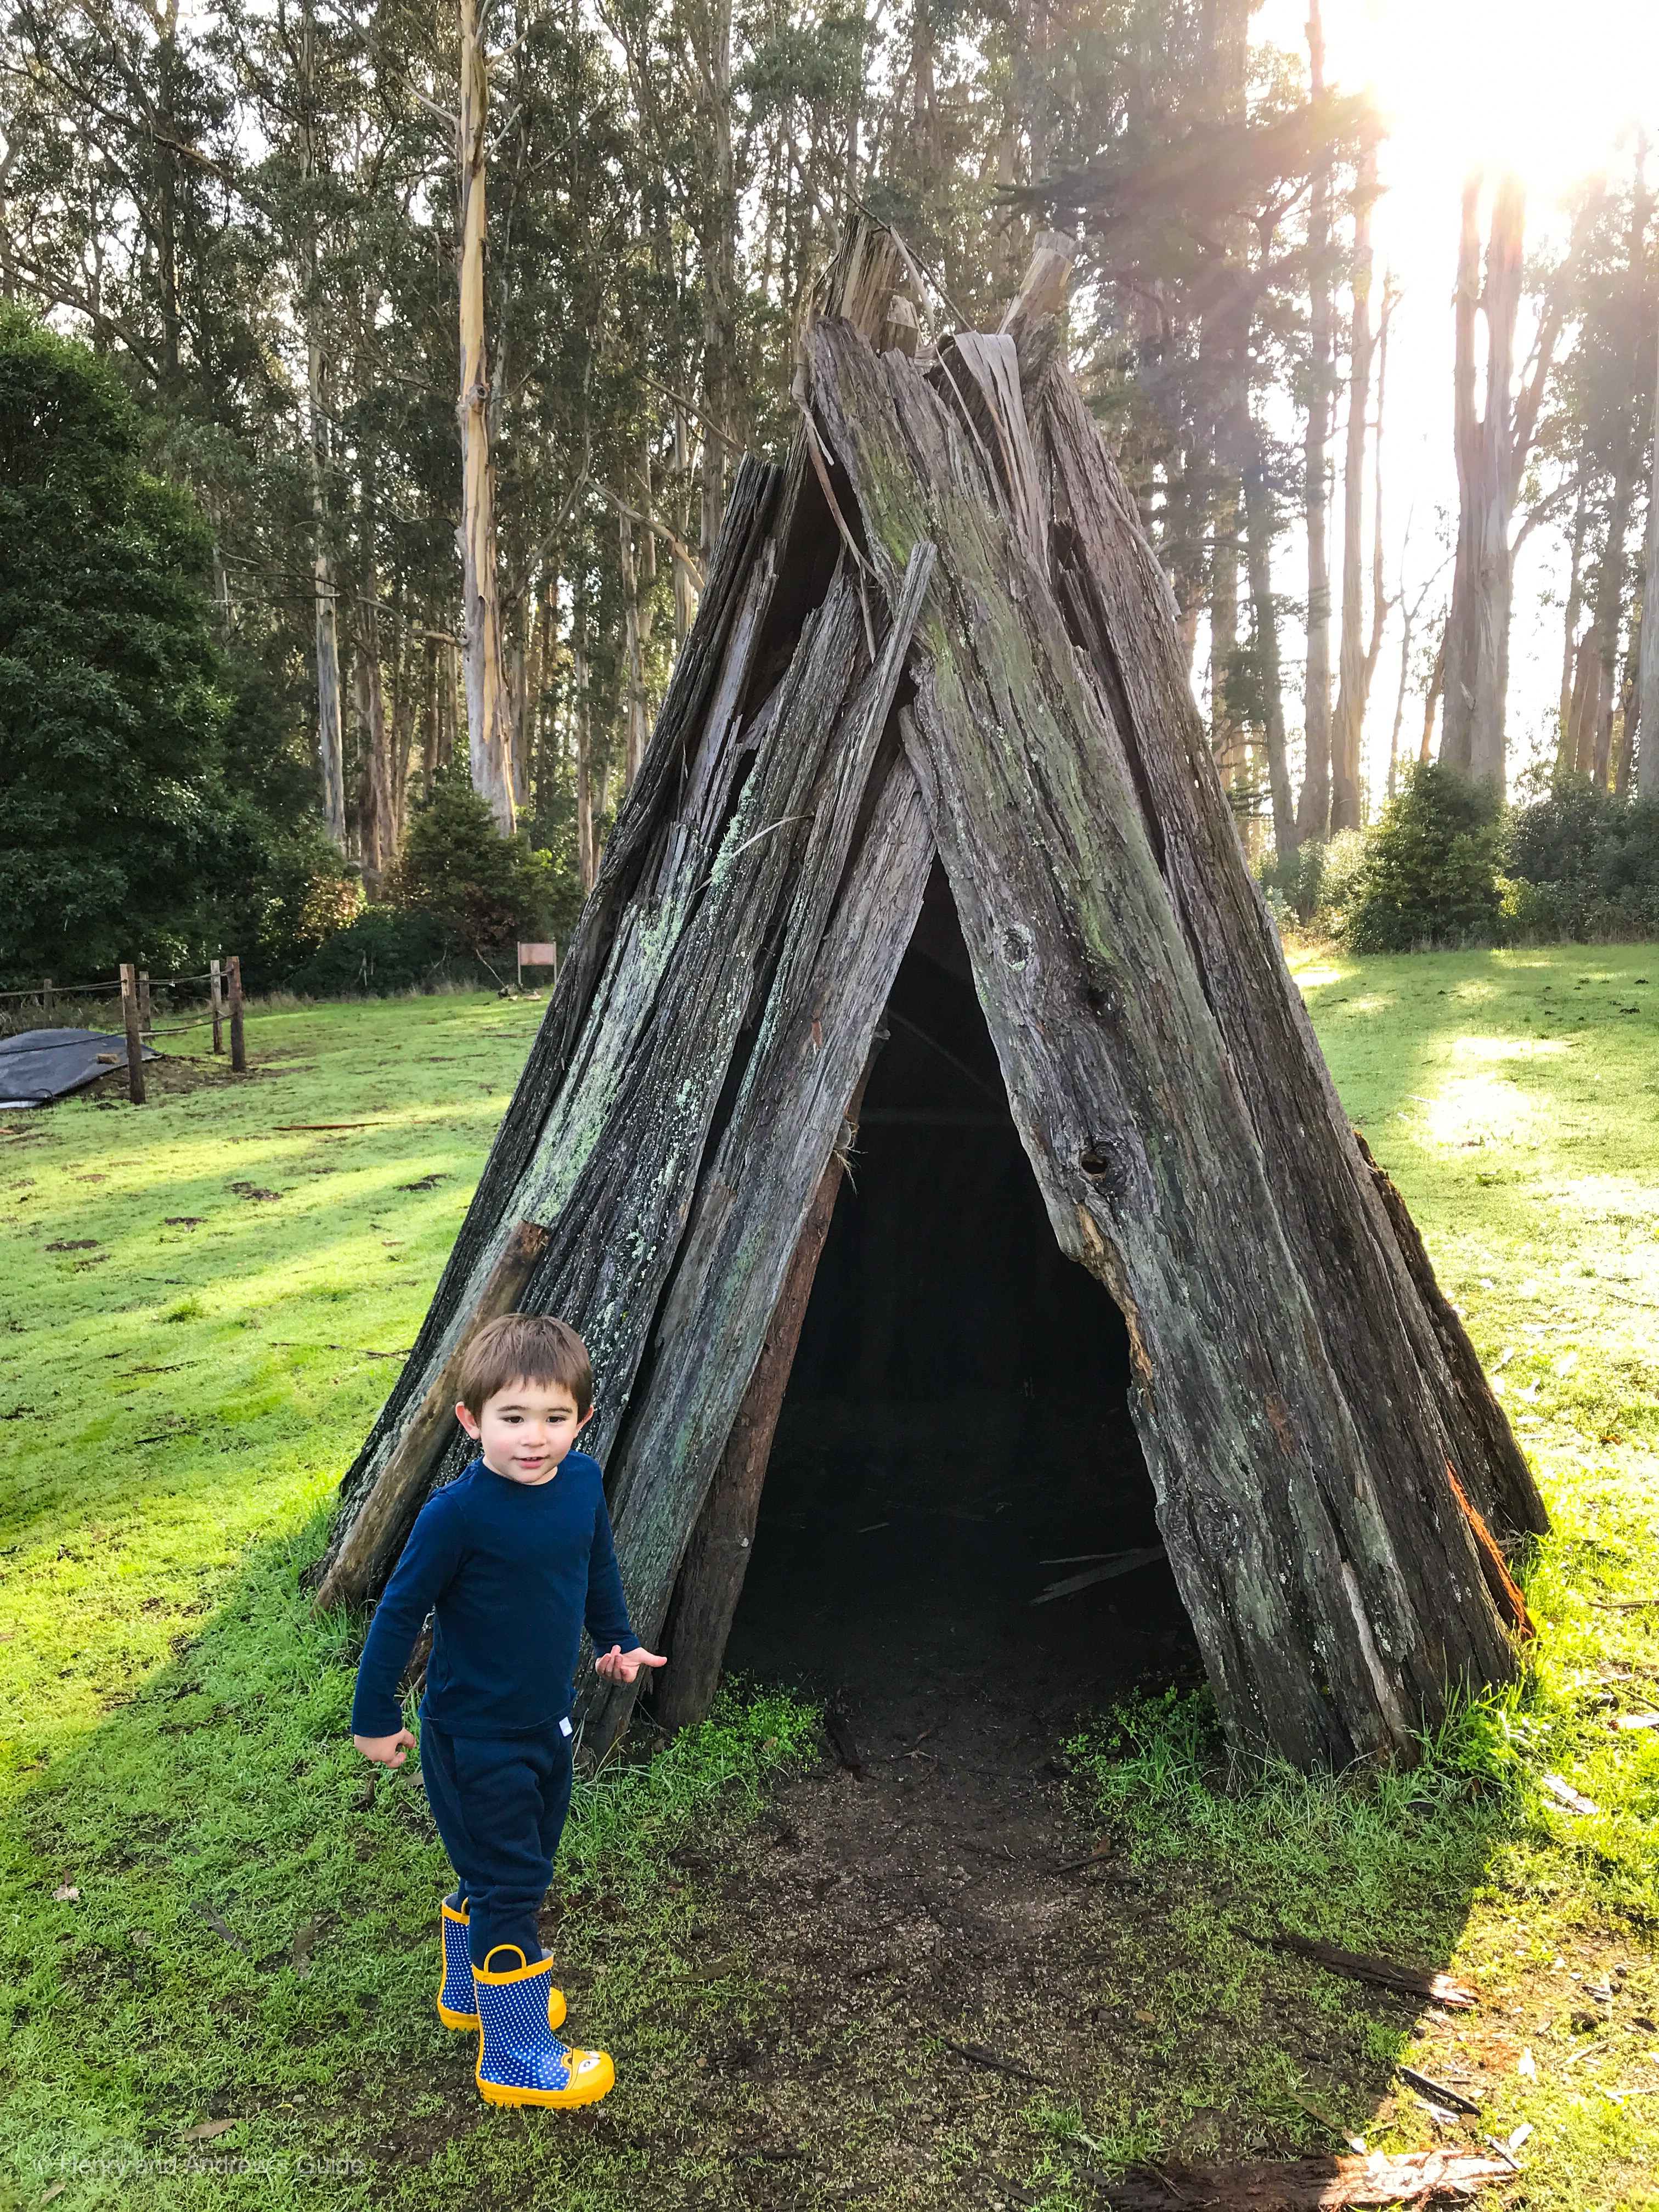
[1,0,1655,986]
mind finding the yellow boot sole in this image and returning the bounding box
[475,2046,614,2109]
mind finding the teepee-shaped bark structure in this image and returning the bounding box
[315,227,1544,1770]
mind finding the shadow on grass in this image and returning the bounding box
[0,1505,819,2211]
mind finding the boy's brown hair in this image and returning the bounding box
[455,1312,593,1420]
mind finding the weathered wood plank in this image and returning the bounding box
[806,314,1516,1765]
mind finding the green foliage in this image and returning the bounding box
[1508,778,1659,942]
[1342,763,1506,952]
[390,763,560,956]
[285,905,454,996]
[0,307,230,983]
[1255,827,1370,934]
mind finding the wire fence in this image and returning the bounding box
[0,969,224,1041]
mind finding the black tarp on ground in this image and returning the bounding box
[0,1028,157,1108]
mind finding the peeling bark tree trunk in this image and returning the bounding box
[457,0,515,832]
[318,229,1541,1775]
[1242,425,1294,853]
[1294,0,1333,848]
[1641,319,1659,798]
[1329,135,1378,834]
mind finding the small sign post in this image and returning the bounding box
[516,941,558,992]
[120,964,146,1105]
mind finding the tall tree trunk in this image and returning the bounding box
[1640,319,1659,797]
[1419,627,1447,762]
[1558,471,1589,759]
[1329,133,1379,832]
[1568,633,1602,775]
[300,3,344,851]
[307,335,346,849]
[574,581,594,890]
[673,407,699,642]
[619,505,649,789]
[354,498,394,892]
[1592,163,1653,788]
[1295,0,1333,846]
[1591,466,1638,788]
[1242,423,1294,852]
[421,634,439,799]
[1441,172,1559,789]
[457,0,515,832]
[697,0,736,569]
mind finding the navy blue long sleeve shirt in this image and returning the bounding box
[349,1452,639,1741]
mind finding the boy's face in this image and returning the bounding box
[455,1375,592,1485]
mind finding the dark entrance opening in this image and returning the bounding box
[724,870,1199,1745]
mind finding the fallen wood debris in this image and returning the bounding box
[1244,1931,1479,2009]
[1090,2147,1514,2207]
[1032,1546,1167,1603]
[1397,2067,1481,2116]
[1612,1711,1659,1731]
[938,2034,1049,2086]
[1539,1773,1599,1816]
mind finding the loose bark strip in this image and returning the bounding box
[1245,1929,1479,2008]
[1095,2148,1511,2209]
[313,1219,551,1611]
[120,964,145,1107]
[807,312,1515,1763]
[1444,1464,1534,1640]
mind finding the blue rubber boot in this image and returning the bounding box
[438,1897,479,2028]
[439,1898,566,2032]
[473,1945,613,2109]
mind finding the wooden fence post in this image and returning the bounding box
[210,959,224,1054]
[227,955,246,1073]
[43,977,54,1020]
[120,965,146,1105]
[138,970,153,1036]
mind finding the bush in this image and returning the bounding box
[1254,828,1370,936]
[389,763,557,956]
[0,306,229,982]
[1508,778,1659,941]
[1342,763,1506,952]
[285,906,455,996]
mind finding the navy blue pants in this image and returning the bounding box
[420,1712,574,1968]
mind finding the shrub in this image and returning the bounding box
[1254,828,1370,935]
[1342,762,1506,952]
[1508,778,1659,941]
[0,306,229,982]
[389,763,557,956]
[285,906,454,996]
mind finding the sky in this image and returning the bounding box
[1248,0,1659,808]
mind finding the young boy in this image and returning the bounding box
[350,1311,665,2109]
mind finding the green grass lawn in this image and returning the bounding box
[2,953,1657,2210]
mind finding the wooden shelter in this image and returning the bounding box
[315,227,1545,1770]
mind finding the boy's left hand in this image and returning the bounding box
[595,1643,667,1685]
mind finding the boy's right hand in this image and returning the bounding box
[353,1728,416,1767]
